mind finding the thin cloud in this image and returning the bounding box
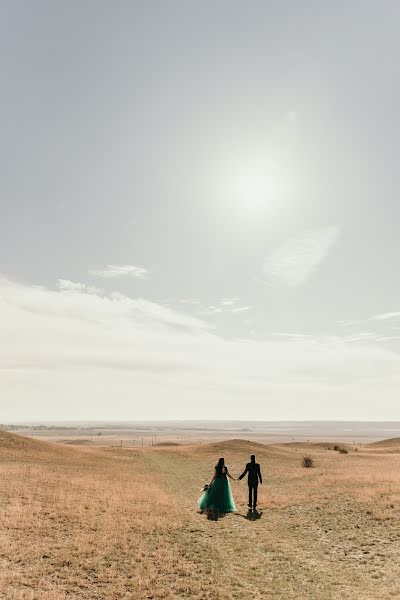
[89,264,148,279]
[220,298,239,306]
[199,305,223,315]
[197,300,253,316]
[262,226,339,287]
[370,311,400,321]
[57,279,102,295]
[343,332,381,343]
[231,305,253,314]
[271,332,316,341]
[179,298,202,305]
[0,275,206,331]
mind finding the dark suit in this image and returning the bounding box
[239,462,262,508]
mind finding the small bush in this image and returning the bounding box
[333,445,340,451]
[338,447,348,454]
[302,456,314,468]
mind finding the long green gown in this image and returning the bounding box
[198,467,237,513]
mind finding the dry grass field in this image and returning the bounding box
[1,430,400,599]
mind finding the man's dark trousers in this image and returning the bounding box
[248,484,258,509]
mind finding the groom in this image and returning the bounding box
[239,454,262,510]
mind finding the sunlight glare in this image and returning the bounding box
[218,157,291,221]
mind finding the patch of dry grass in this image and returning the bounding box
[0,437,208,599]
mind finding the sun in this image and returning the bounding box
[229,168,275,211]
[217,156,289,220]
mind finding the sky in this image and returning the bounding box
[1,1,400,421]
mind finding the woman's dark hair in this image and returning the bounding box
[215,457,225,475]
[250,454,256,463]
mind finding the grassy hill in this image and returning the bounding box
[0,428,52,452]
[1,433,400,599]
[368,437,400,448]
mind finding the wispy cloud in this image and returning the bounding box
[370,311,400,321]
[89,264,148,279]
[343,332,381,343]
[196,297,253,316]
[231,306,253,314]
[271,332,316,341]
[57,279,101,294]
[179,298,201,306]
[336,314,400,347]
[262,226,339,287]
[220,298,239,307]
[199,305,223,315]
[0,276,206,331]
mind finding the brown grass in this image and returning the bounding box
[1,431,400,599]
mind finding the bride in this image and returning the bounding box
[198,457,237,516]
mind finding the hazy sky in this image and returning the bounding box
[1,1,400,421]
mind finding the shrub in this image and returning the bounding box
[333,445,340,451]
[302,456,314,468]
[338,447,348,454]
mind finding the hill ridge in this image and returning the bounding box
[368,436,400,447]
[0,428,67,457]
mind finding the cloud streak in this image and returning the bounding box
[262,226,339,287]
[89,264,148,279]
[193,297,253,316]
[0,276,206,331]
[370,311,400,321]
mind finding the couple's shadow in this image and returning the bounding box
[207,511,225,521]
[235,509,263,522]
[200,509,263,521]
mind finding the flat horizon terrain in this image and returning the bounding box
[4,421,400,447]
[1,429,400,599]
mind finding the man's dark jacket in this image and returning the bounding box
[239,462,262,485]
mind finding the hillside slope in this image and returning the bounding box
[0,428,77,462]
[0,428,52,451]
[368,437,400,447]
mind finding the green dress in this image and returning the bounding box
[198,466,237,513]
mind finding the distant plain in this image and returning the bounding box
[7,420,400,447]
